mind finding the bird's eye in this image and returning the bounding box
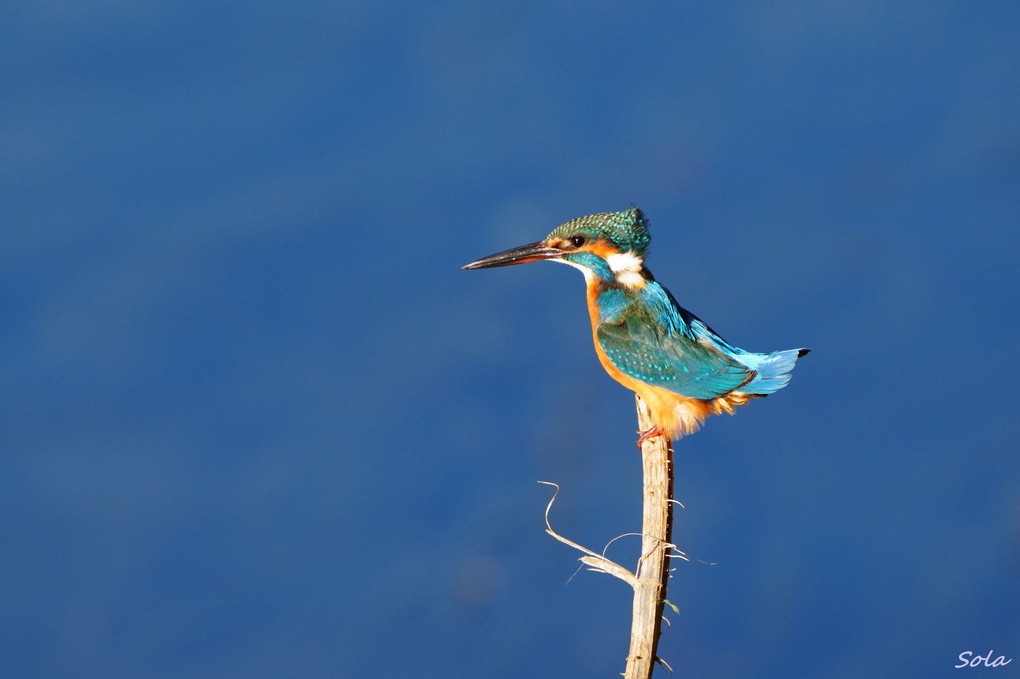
[570,235,587,248]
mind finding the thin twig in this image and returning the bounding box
[538,481,638,586]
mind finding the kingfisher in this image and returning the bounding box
[463,207,809,442]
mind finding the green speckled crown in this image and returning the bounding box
[547,207,651,254]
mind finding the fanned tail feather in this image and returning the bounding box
[743,348,810,395]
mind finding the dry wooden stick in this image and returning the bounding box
[623,394,675,679]
[540,395,676,678]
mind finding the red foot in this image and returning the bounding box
[636,425,666,448]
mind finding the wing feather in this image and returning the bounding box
[595,283,754,400]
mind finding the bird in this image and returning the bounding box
[463,207,808,443]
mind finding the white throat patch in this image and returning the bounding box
[606,251,646,289]
[551,257,595,283]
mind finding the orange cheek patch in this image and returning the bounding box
[586,239,618,259]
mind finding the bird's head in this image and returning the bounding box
[463,207,651,288]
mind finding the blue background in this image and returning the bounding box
[3,2,1018,677]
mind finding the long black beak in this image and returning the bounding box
[462,241,563,270]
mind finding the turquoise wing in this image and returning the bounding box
[595,283,755,400]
